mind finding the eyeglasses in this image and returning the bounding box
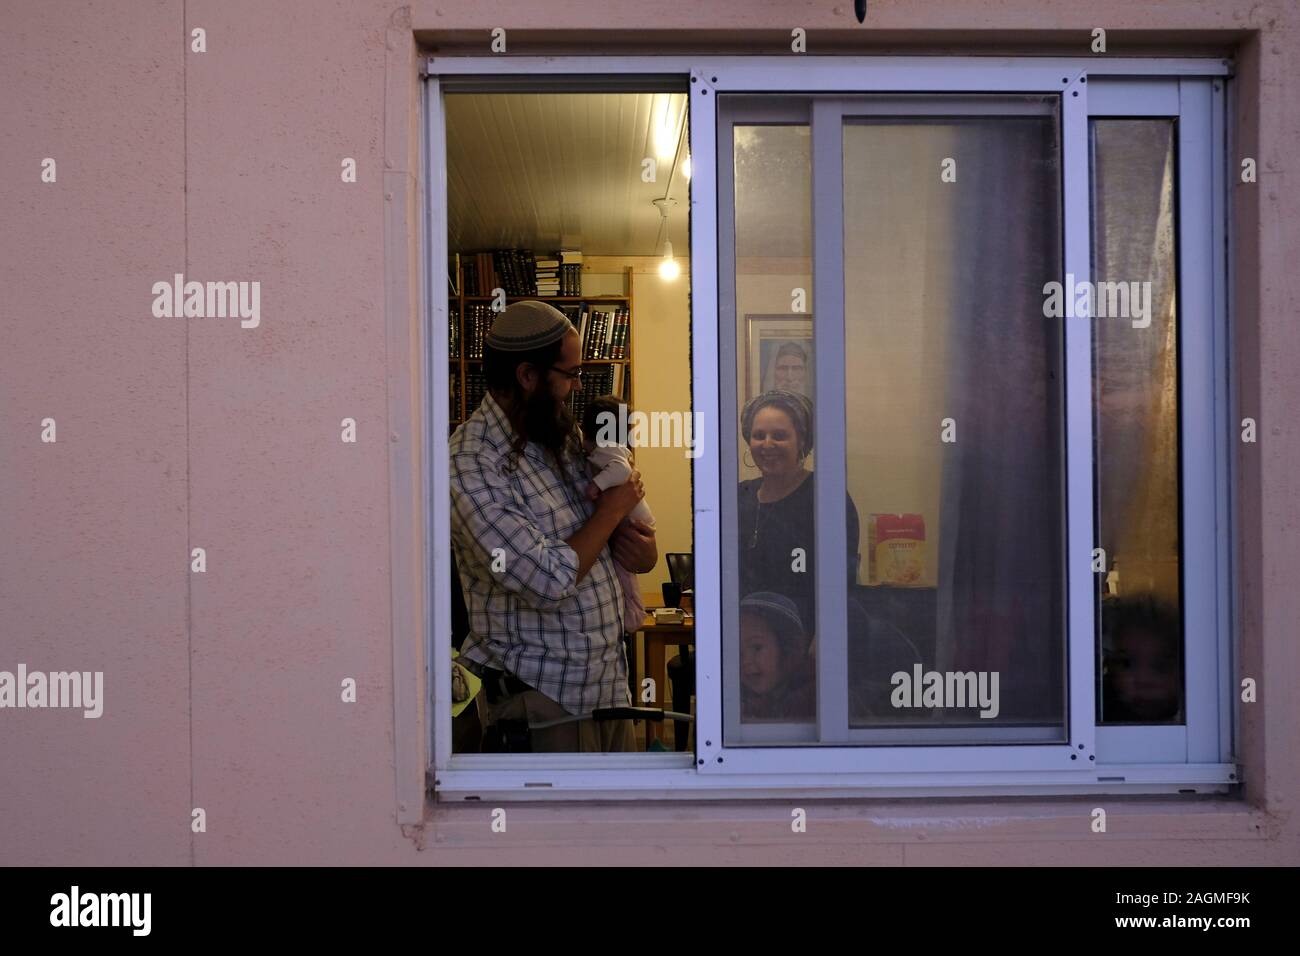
[548,365,584,381]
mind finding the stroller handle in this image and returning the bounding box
[530,706,694,730]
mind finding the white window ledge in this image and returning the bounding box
[429,757,1237,803]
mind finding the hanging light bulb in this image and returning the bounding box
[659,240,680,280]
[653,196,680,281]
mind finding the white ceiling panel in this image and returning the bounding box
[445,92,691,257]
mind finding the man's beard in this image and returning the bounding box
[517,385,578,467]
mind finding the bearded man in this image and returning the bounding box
[449,300,656,752]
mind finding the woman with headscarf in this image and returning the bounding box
[738,389,860,636]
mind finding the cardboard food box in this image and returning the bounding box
[868,513,926,586]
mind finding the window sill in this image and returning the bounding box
[418,790,1266,854]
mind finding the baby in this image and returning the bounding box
[581,395,656,529]
[582,395,656,634]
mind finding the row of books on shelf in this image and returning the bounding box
[537,253,583,296]
[568,364,626,426]
[459,304,495,360]
[452,303,627,361]
[577,306,629,360]
[450,249,585,298]
[456,251,526,298]
[452,363,626,424]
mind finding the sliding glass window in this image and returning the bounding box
[722,95,1070,749]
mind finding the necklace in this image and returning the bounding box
[748,494,767,550]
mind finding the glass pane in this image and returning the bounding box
[841,108,1068,741]
[731,123,820,740]
[1090,119,1184,725]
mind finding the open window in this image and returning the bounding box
[425,59,1234,799]
[435,82,698,760]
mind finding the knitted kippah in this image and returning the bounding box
[485,300,576,352]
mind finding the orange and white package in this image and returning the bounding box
[868,513,926,586]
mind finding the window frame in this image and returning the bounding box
[422,56,1235,802]
[1085,77,1234,766]
[718,92,1084,768]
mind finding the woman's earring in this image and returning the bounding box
[743,449,756,469]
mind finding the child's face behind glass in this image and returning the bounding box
[1110,627,1181,721]
[740,611,783,696]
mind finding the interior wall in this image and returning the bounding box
[585,255,693,604]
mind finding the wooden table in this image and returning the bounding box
[636,611,695,748]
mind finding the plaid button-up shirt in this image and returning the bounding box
[450,392,630,715]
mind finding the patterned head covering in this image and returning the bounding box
[740,591,809,658]
[485,299,577,351]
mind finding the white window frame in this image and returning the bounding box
[718,92,1084,768]
[1085,77,1234,768]
[423,56,1235,802]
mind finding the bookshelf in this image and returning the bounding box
[448,260,634,432]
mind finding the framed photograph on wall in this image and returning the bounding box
[745,314,815,403]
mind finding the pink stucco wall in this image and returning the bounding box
[1,0,1296,865]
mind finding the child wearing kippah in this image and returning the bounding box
[581,395,655,632]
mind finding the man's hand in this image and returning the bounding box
[611,519,657,574]
[567,475,647,584]
[595,470,644,522]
